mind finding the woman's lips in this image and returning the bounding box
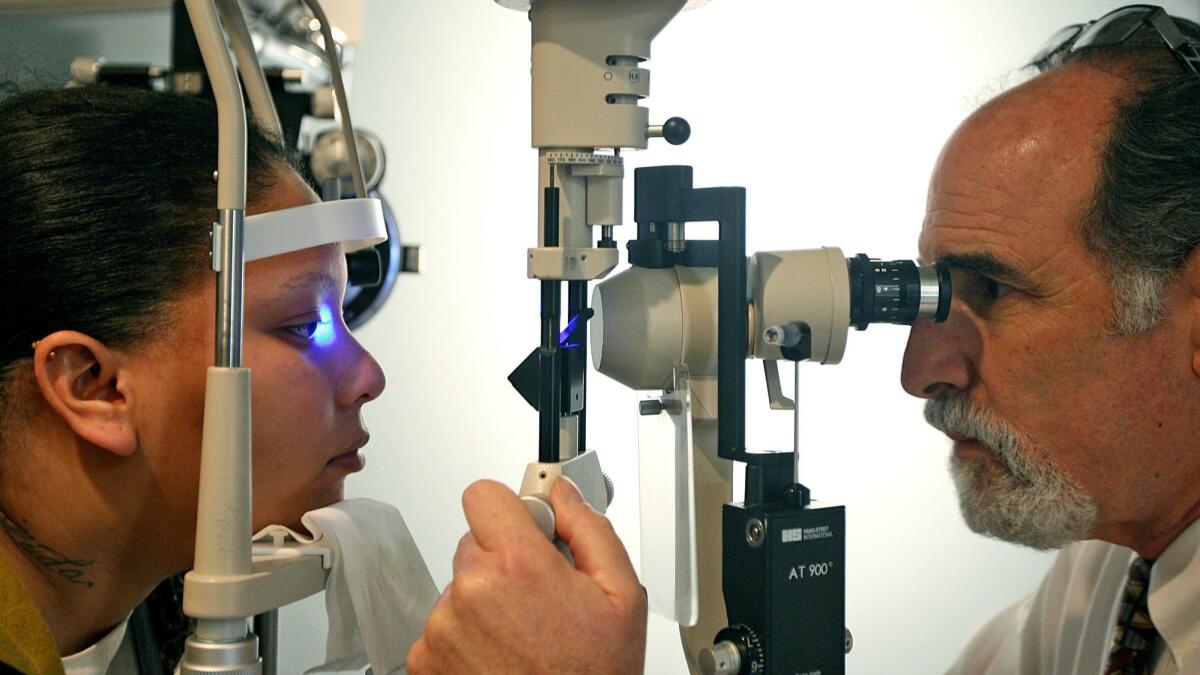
[327,432,370,472]
[326,448,366,472]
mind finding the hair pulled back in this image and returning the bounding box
[0,85,289,383]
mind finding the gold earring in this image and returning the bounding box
[31,341,55,359]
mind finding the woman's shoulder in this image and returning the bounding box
[0,553,65,675]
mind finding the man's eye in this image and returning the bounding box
[983,277,1014,300]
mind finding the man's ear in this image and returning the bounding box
[1188,246,1200,378]
[32,331,137,457]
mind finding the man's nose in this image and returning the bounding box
[900,312,974,399]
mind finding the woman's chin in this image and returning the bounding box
[252,484,346,534]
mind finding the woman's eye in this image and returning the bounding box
[287,320,321,340]
[983,277,1014,300]
[283,304,338,346]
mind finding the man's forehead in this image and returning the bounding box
[920,64,1127,264]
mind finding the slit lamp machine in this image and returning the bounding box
[496,2,951,674]
[138,0,952,673]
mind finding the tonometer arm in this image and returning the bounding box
[297,0,367,199]
[179,0,253,651]
[216,0,284,142]
[179,2,381,672]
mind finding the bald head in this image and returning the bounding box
[927,64,1131,259]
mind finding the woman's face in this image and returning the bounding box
[134,168,386,540]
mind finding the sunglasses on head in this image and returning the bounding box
[1029,4,1200,77]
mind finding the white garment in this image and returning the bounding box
[255,499,439,675]
[947,517,1200,674]
[61,615,136,675]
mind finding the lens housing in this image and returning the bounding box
[847,254,950,330]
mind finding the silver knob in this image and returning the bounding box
[698,640,742,675]
[763,323,804,348]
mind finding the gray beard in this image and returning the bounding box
[925,394,1097,550]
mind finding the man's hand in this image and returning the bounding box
[407,477,647,674]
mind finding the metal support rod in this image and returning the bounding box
[180,0,254,659]
[539,187,561,463]
[254,611,278,675]
[216,0,284,142]
[296,0,367,198]
[215,208,246,367]
[182,0,245,210]
[568,279,588,456]
[793,361,800,484]
[539,284,561,464]
[706,186,748,459]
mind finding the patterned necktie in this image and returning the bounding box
[1106,557,1157,675]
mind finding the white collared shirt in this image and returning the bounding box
[947,518,1200,674]
[61,615,136,675]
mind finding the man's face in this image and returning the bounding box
[902,63,1200,551]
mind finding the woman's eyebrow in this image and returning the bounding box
[277,269,338,293]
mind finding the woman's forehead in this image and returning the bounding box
[247,243,346,301]
[247,167,320,217]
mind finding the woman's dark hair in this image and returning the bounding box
[0,85,291,382]
[0,84,294,673]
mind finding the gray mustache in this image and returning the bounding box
[924,393,1018,464]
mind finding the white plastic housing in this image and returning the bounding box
[527,0,686,150]
[590,265,719,390]
[243,197,388,262]
[591,248,853,393]
[750,247,851,365]
[191,368,252,577]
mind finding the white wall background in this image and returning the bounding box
[3,1,1196,673]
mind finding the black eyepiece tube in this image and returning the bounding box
[847,254,952,330]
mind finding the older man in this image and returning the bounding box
[902,6,1200,674]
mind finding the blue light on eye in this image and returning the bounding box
[313,303,336,347]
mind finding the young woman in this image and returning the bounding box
[0,83,647,675]
[0,84,385,674]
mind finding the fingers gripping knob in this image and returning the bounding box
[521,495,556,540]
[520,493,576,564]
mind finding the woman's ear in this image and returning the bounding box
[32,331,137,457]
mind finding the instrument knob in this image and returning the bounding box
[698,640,742,675]
[699,625,764,675]
[647,116,692,145]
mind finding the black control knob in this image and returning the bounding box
[648,117,692,145]
[663,116,691,145]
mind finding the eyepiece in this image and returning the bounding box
[847,254,951,330]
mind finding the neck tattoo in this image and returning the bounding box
[0,510,95,588]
